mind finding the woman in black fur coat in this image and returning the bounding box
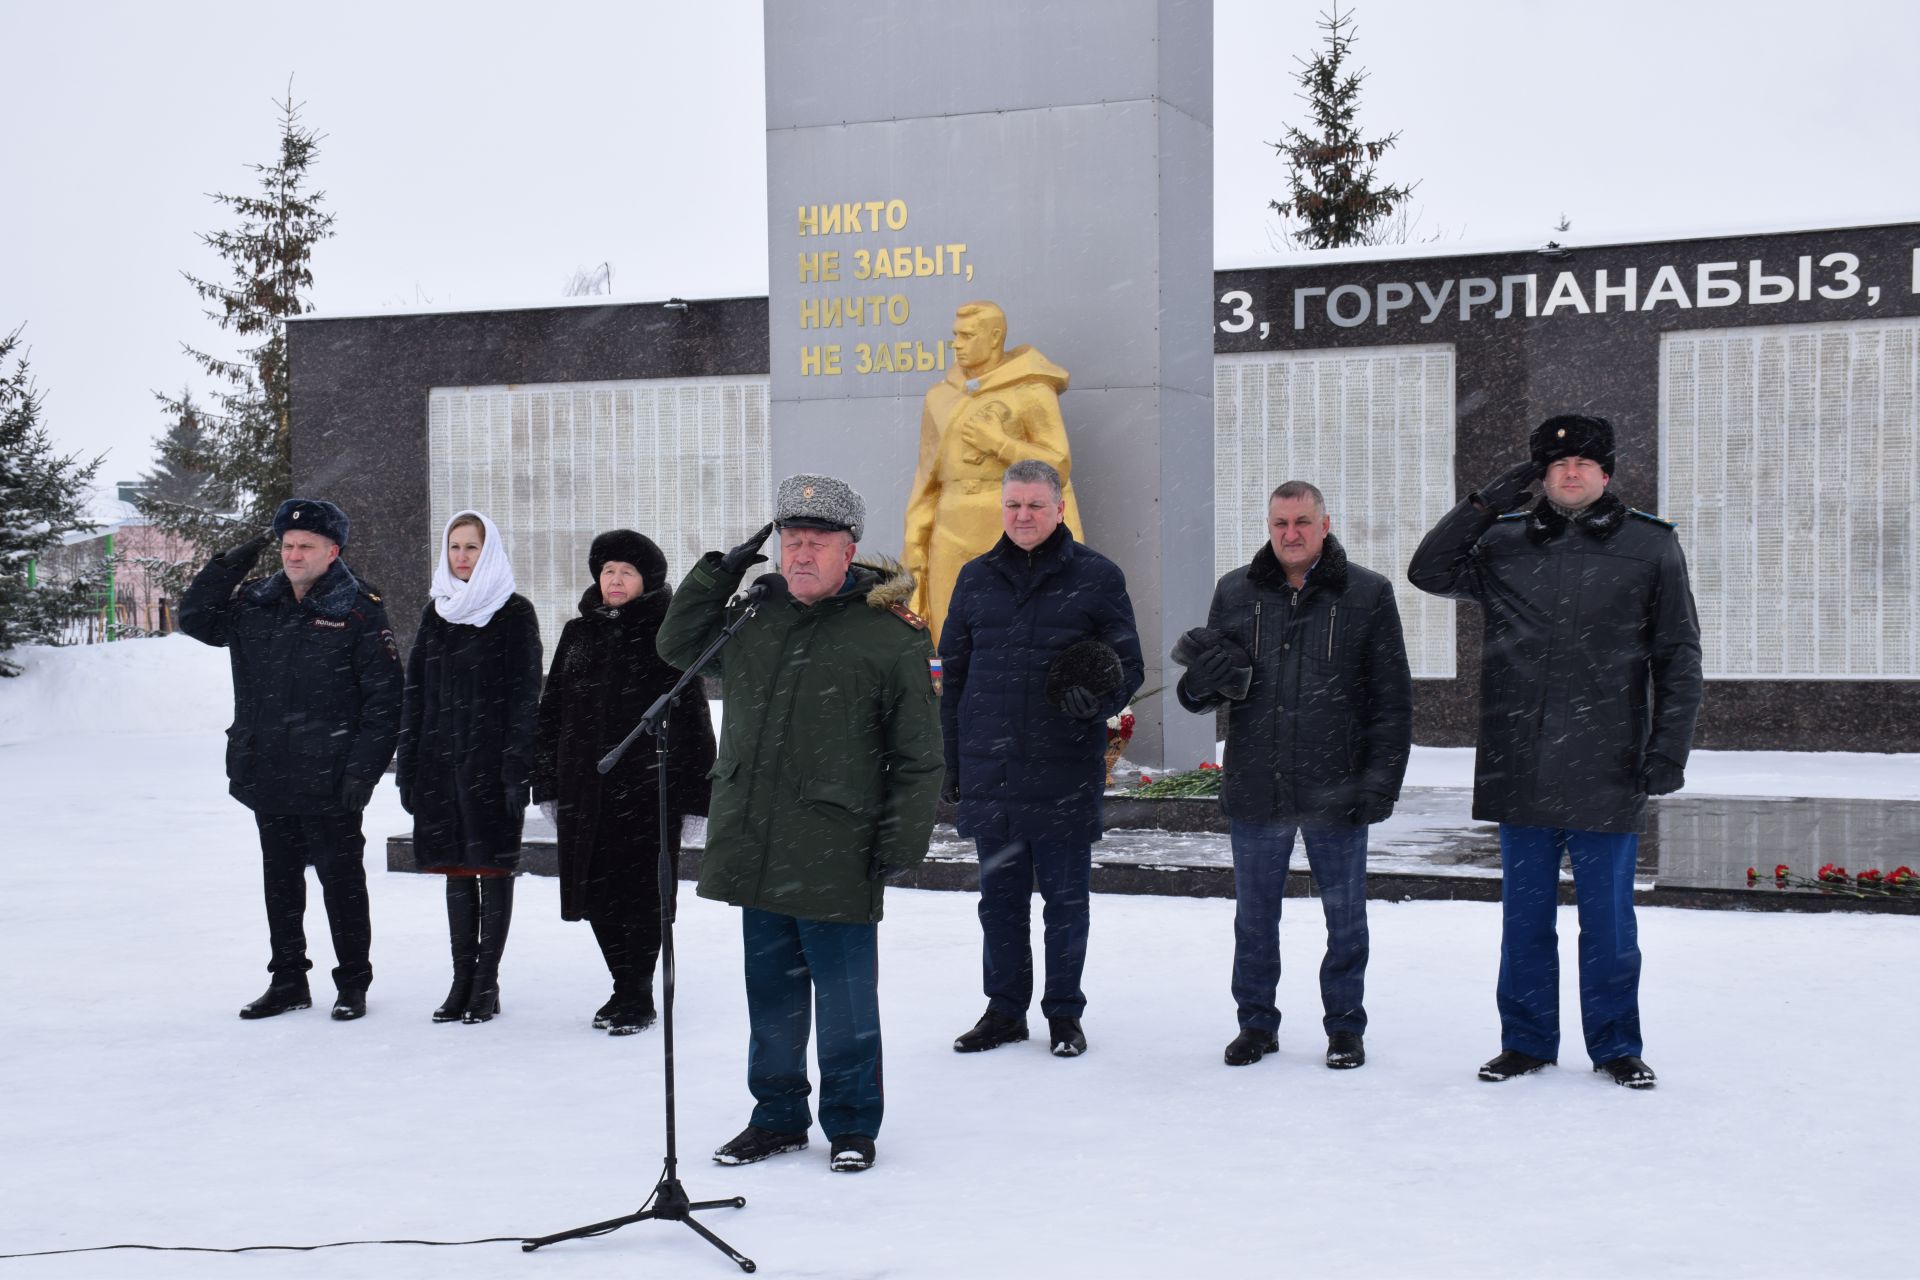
[396,511,543,1025]
[533,530,715,1035]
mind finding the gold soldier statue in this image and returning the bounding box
[903,301,1084,642]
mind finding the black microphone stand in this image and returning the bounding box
[523,584,777,1273]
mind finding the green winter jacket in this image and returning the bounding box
[657,553,942,924]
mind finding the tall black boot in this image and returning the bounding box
[434,877,480,1023]
[589,913,633,1029]
[463,875,514,1024]
[606,922,659,1036]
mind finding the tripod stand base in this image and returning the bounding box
[522,1174,754,1272]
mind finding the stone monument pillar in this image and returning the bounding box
[764,0,1214,770]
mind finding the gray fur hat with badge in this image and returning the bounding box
[774,473,865,543]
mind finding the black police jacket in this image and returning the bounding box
[1409,492,1702,835]
[181,554,403,816]
[1178,536,1412,825]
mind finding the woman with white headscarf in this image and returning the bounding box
[395,510,543,1025]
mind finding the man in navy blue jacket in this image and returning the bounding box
[938,459,1143,1058]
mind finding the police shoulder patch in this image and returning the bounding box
[1627,509,1675,529]
[888,603,927,630]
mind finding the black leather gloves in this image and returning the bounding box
[1640,755,1686,796]
[1059,686,1100,720]
[941,770,961,805]
[721,522,776,576]
[216,530,272,569]
[1356,791,1395,825]
[1174,627,1253,703]
[1186,647,1239,698]
[1473,461,1544,514]
[339,776,375,812]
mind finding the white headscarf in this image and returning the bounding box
[430,510,517,627]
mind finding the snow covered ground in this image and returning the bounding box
[2,639,1915,1278]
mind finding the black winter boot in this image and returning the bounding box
[589,914,633,1029]
[1224,1028,1279,1066]
[463,876,514,1024]
[239,975,312,1020]
[435,877,480,1023]
[953,1009,1028,1053]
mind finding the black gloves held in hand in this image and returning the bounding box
[217,530,272,569]
[721,522,776,576]
[941,770,961,805]
[339,776,375,813]
[1356,791,1395,825]
[1473,460,1544,514]
[1058,686,1101,720]
[1640,754,1685,796]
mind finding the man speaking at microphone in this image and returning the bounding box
[658,473,942,1175]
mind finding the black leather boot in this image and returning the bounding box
[435,877,480,1023]
[589,914,632,1028]
[463,875,514,1024]
[239,974,311,1020]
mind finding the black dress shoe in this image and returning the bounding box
[1595,1055,1657,1089]
[1223,1028,1279,1066]
[1326,1031,1366,1069]
[953,1010,1028,1053]
[1478,1049,1555,1081]
[239,979,311,1020]
[713,1125,808,1166]
[1047,1017,1087,1057]
[330,990,367,1021]
[829,1134,876,1172]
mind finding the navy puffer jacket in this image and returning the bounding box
[939,526,1144,845]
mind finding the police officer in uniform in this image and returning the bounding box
[181,498,404,1021]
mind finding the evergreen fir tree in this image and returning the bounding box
[138,86,336,589]
[138,389,213,508]
[1268,4,1417,250]
[0,328,105,677]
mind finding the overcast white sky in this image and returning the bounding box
[4,0,1917,478]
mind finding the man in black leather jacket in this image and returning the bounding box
[1409,415,1701,1090]
[1176,480,1411,1071]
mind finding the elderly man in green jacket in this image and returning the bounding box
[659,473,942,1175]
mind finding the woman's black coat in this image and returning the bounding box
[395,595,543,870]
[533,583,715,922]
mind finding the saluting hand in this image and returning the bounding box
[1474,460,1544,514]
[721,522,776,576]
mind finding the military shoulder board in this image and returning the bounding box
[1627,509,1675,529]
[889,603,927,630]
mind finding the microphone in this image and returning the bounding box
[744,573,789,605]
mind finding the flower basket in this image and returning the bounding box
[1104,706,1136,787]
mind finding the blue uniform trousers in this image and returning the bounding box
[741,907,883,1140]
[1497,824,1643,1064]
[976,836,1092,1021]
[1227,819,1370,1036]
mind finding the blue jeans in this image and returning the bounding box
[1228,819,1369,1036]
[740,907,884,1140]
[976,836,1092,1021]
[1496,824,1642,1064]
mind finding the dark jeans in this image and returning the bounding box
[1227,819,1369,1036]
[975,836,1092,1021]
[1497,824,1642,1064]
[255,810,371,993]
[741,907,883,1140]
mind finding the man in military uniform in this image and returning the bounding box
[902,301,1084,641]
[180,498,403,1022]
[659,474,941,1174]
[1409,416,1702,1089]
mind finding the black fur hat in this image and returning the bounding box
[1531,414,1616,475]
[1046,639,1125,710]
[272,497,350,548]
[589,529,668,586]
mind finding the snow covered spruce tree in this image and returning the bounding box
[138,87,335,590]
[1268,4,1417,250]
[139,390,212,508]
[0,328,103,676]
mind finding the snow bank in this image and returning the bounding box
[0,637,232,744]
